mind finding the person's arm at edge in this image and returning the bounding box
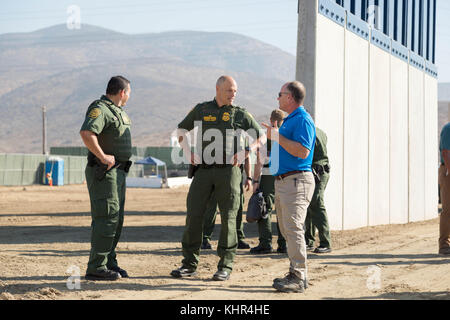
[261,123,310,159]
[443,149,450,176]
[80,130,115,170]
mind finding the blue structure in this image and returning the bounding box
[135,156,168,179]
[45,157,64,186]
[315,0,438,78]
[334,0,436,64]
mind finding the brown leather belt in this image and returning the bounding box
[275,170,308,181]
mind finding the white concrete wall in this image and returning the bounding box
[389,56,409,224]
[315,14,345,230]
[297,0,438,230]
[368,45,391,226]
[424,74,439,220]
[343,30,369,230]
[408,66,426,222]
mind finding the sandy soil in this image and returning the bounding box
[0,184,449,301]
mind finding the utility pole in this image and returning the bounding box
[42,106,48,155]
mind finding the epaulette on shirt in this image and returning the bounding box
[196,101,213,111]
[86,99,115,120]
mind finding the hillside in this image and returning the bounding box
[0,24,295,153]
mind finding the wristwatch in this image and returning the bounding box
[246,176,253,182]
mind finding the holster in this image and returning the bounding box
[188,164,199,179]
[312,164,330,184]
[88,157,132,181]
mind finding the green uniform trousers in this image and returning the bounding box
[304,172,331,248]
[85,166,126,274]
[182,166,241,273]
[202,179,245,242]
[257,175,286,249]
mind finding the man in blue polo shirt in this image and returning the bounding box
[263,81,316,293]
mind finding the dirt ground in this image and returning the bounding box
[0,184,449,301]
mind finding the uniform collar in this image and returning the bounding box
[213,98,234,109]
[101,95,118,108]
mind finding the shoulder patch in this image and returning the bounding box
[88,108,102,119]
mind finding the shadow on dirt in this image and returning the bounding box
[308,253,450,266]
[326,291,450,300]
[0,219,277,245]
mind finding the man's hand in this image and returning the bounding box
[262,122,279,143]
[190,152,202,166]
[100,154,116,171]
[252,182,260,194]
[80,130,116,170]
[244,178,252,192]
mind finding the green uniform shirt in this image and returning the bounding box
[313,127,328,166]
[178,99,263,163]
[80,95,132,162]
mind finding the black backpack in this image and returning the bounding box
[246,190,268,223]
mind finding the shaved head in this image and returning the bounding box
[215,75,237,107]
[216,75,236,87]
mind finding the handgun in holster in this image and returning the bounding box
[93,158,120,181]
[188,164,199,179]
[312,167,321,183]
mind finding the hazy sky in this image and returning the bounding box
[0,0,449,82]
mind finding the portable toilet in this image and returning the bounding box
[45,157,64,186]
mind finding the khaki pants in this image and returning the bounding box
[275,172,315,280]
[438,165,450,250]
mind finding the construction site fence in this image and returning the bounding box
[0,153,88,186]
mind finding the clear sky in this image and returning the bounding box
[0,0,449,82]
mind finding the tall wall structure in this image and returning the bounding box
[297,0,438,230]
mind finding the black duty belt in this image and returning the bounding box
[88,159,132,173]
[200,164,233,169]
[312,164,330,175]
[275,170,308,181]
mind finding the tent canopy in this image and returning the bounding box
[135,156,166,166]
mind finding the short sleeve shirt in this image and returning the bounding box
[178,99,263,163]
[440,123,450,165]
[270,106,316,175]
[80,95,132,162]
[313,127,329,166]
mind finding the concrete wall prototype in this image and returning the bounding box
[368,42,391,227]
[389,43,409,225]
[424,73,439,220]
[297,0,439,230]
[343,22,369,230]
[314,13,345,231]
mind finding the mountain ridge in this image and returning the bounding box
[0,24,295,153]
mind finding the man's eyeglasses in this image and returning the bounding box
[278,92,290,98]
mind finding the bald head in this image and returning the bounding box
[215,75,237,107]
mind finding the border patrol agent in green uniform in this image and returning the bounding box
[80,76,133,281]
[171,76,264,281]
[304,127,332,254]
[251,110,286,254]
